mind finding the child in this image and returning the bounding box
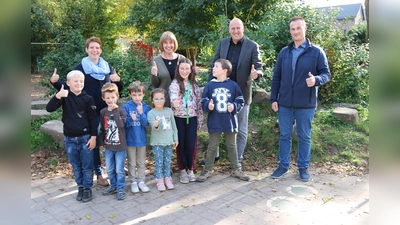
[123,81,151,193]
[99,83,127,200]
[197,59,250,182]
[46,70,97,202]
[169,58,203,184]
[147,88,179,191]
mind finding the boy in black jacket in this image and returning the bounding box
[46,70,97,202]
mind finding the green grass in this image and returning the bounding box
[31,110,62,153]
[198,103,369,171]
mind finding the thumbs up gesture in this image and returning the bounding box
[227,102,233,113]
[306,72,315,87]
[151,61,158,76]
[110,68,121,82]
[250,64,258,80]
[56,84,68,99]
[154,116,159,128]
[208,99,214,111]
[50,68,59,84]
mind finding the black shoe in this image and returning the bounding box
[76,187,84,201]
[82,188,92,202]
[199,157,219,166]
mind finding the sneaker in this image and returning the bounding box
[231,169,250,181]
[156,178,166,191]
[271,166,289,179]
[298,168,311,182]
[117,189,126,200]
[179,171,189,184]
[188,171,197,182]
[131,182,139,193]
[138,182,150,192]
[102,187,117,196]
[76,187,84,201]
[197,170,212,182]
[82,188,92,202]
[164,177,174,190]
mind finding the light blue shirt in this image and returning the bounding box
[291,41,307,84]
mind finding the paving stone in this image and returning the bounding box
[31,172,369,225]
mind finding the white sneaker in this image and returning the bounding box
[138,181,150,193]
[131,182,139,193]
[188,171,196,182]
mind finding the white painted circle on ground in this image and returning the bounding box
[286,185,318,198]
[266,196,299,212]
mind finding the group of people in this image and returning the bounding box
[45,16,330,202]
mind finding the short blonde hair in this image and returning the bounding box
[158,31,178,52]
[101,82,119,98]
[66,70,85,81]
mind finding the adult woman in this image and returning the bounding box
[50,36,123,186]
[150,31,198,107]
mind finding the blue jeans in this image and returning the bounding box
[104,149,126,190]
[94,115,104,176]
[64,134,94,188]
[278,106,316,169]
[152,145,173,179]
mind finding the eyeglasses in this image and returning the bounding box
[153,98,165,102]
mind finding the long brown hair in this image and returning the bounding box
[174,58,197,96]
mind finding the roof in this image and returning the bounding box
[318,3,364,20]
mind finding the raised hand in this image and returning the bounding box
[306,72,316,87]
[50,68,59,83]
[208,99,214,111]
[130,111,137,120]
[154,116,159,128]
[172,99,180,109]
[151,61,158,76]
[56,84,68,99]
[250,64,258,80]
[110,68,121,82]
[137,103,143,115]
[227,102,233,113]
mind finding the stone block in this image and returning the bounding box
[332,107,359,124]
[31,110,51,120]
[40,120,64,148]
[252,88,270,104]
[31,100,49,109]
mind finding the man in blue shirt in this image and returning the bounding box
[270,16,331,182]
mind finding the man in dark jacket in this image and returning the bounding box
[205,18,263,166]
[270,16,331,182]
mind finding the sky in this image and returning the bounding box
[302,0,365,7]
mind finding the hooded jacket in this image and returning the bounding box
[46,90,97,137]
[122,100,151,147]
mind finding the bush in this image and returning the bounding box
[106,46,151,98]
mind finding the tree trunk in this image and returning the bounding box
[185,48,198,65]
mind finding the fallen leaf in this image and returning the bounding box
[86,214,91,220]
[109,214,117,219]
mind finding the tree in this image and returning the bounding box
[127,0,285,64]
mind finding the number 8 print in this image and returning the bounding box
[215,93,227,112]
